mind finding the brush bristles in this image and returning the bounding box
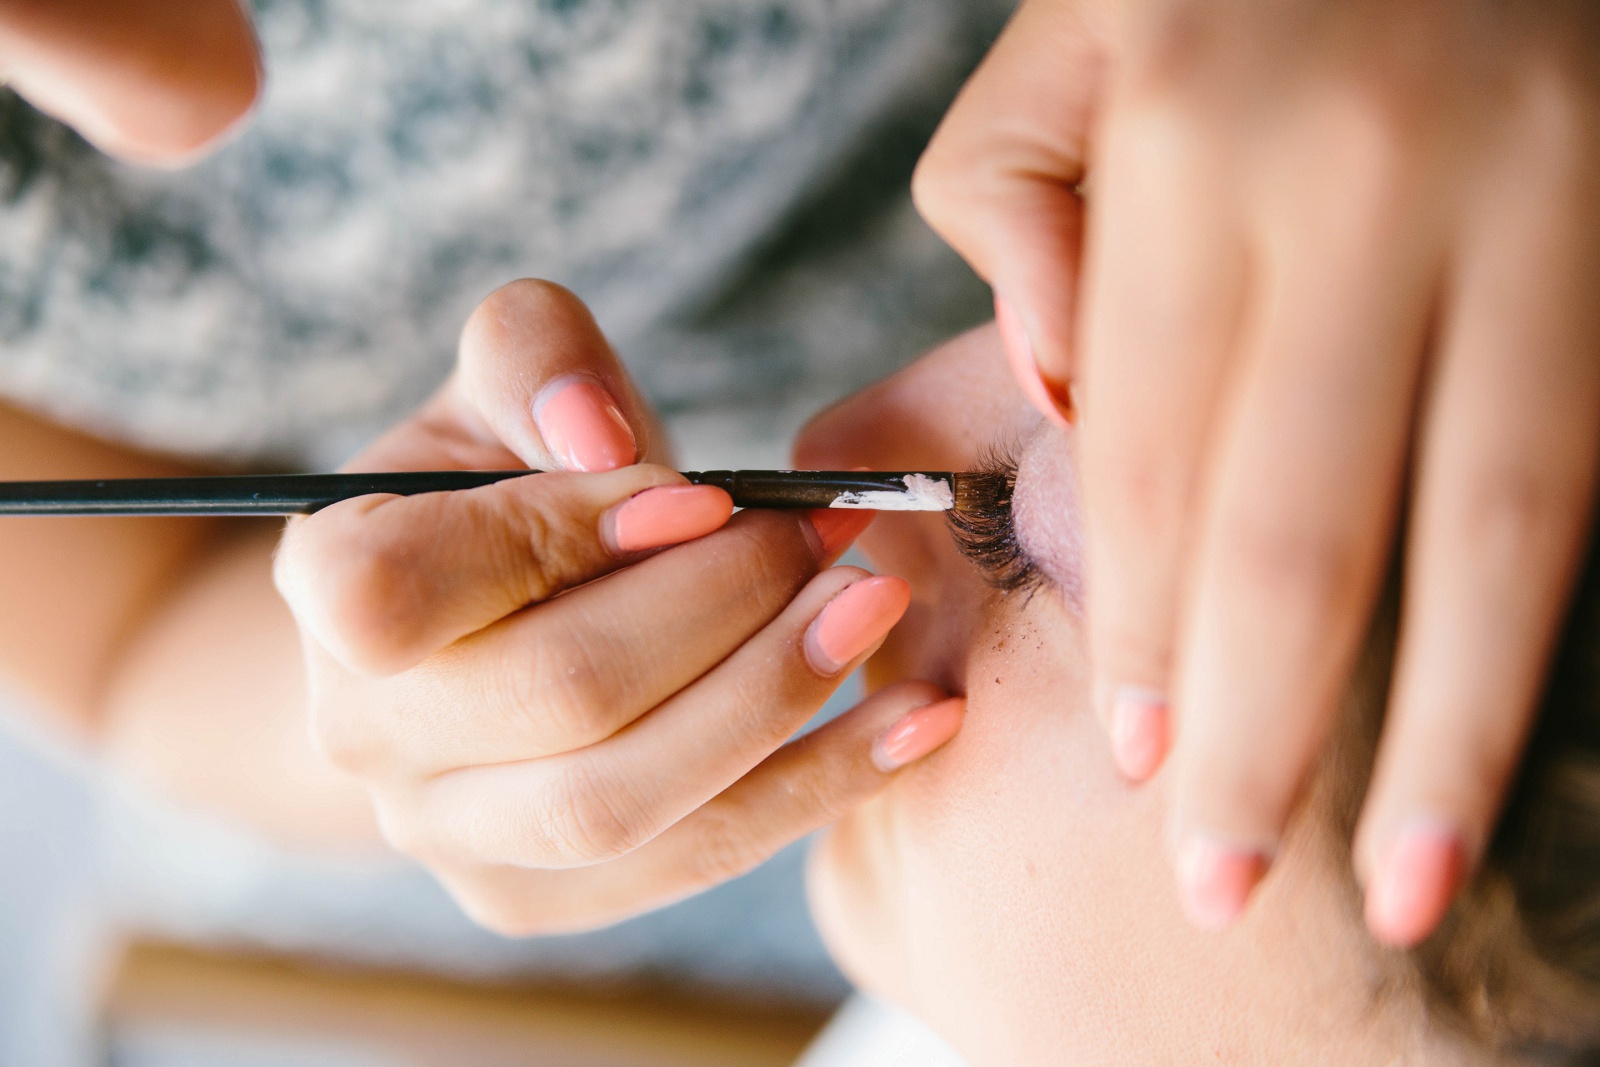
[951,470,1011,516]
[947,468,1039,593]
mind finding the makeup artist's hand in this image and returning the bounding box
[273,280,956,934]
[0,0,260,164]
[916,0,1600,945]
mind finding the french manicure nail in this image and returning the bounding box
[1109,687,1170,782]
[605,485,734,554]
[995,293,1074,427]
[805,508,875,559]
[1365,819,1465,948]
[872,696,966,772]
[805,575,912,675]
[1176,835,1270,930]
[533,375,637,472]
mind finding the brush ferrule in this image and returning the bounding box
[683,471,956,511]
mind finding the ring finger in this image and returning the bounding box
[391,565,911,869]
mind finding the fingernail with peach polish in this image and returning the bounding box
[872,696,966,772]
[1110,687,1170,783]
[805,508,875,560]
[805,575,912,675]
[994,293,1074,427]
[533,375,637,472]
[1365,820,1465,948]
[1177,835,1269,930]
[605,486,733,554]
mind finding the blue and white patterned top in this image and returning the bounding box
[0,0,1006,468]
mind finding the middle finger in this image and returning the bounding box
[1171,149,1444,927]
[344,508,862,775]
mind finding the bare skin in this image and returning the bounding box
[0,0,260,163]
[800,326,1504,1067]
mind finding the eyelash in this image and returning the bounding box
[947,445,1044,595]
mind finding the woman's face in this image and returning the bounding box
[794,327,1393,1066]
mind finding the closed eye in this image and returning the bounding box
[947,444,1043,595]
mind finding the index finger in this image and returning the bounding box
[911,0,1107,397]
[0,0,261,163]
[274,465,732,676]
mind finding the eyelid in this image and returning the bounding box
[947,442,1045,594]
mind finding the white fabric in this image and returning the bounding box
[796,996,971,1067]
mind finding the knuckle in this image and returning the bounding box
[1187,730,1305,830]
[1200,757,1300,832]
[1297,83,1422,205]
[712,517,812,601]
[701,681,791,767]
[527,761,646,864]
[1127,0,1205,82]
[1216,508,1362,612]
[1092,435,1193,535]
[496,629,614,752]
[331,548,426,669]
[1445,463,1574,566]
[1122,0,1232,100]
[287,517,429,674]
[508,500,586,604]
[1511,60,1600,174]
[913,116,1087,261]
[684,806,771,887]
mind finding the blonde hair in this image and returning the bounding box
[1330,562,1600,1061]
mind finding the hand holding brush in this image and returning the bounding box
[256,281,965,932]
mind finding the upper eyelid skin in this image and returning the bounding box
[1006,426,1086,611]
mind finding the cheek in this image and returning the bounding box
[807,794,909,1002]
[811,597,1189,1061]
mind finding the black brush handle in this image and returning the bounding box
[0,470,954,516]
[0,471,532,516]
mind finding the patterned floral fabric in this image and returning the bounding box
[0,0,1006,468]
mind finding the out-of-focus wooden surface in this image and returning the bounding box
[104,941,832,1066]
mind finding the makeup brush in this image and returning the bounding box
[0,469,1009,517]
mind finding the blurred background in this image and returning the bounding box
[0,697,841,1066]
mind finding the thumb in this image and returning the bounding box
[911,0,1109,413]
[0,0,262,165]
[450,278,656,473]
